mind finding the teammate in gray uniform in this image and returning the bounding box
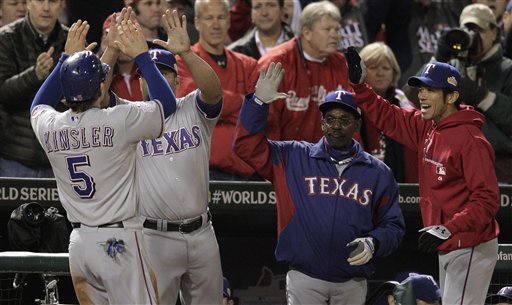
[106,9,224,305]
[30,11,176,304]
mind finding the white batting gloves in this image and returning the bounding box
[254,62,288,104]
[347,237,375,266]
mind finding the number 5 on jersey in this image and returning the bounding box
[66,155,96,198]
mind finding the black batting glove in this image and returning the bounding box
[457,77,488,107]
[345,46,366,84]
[418,225,451,253]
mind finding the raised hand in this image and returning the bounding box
[105,7,133,51]
[254,62,288,104]
[345,46,367,84]
[114,19,148,59]
[64,20,97,55]
[153,9,191,56]
[35,47,54,80]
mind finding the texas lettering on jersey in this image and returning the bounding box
[304,176,373,206]
[139,125,202,156]
[43,126,114,153]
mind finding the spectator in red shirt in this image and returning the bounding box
[176,0,260,180]
[258,0,351,142]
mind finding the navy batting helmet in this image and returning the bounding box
[60,51,110,102]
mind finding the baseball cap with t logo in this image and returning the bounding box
[137,49,178,75]
[407,62,461,91]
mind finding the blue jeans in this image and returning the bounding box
[0,157,54,178]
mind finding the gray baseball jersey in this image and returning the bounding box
[31,102,164,225]
[31,101,165,304]
[116,90,223,304]
[118,90,218,220]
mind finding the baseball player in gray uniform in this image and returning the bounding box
[30,12,176,304]
[106,10,224,304]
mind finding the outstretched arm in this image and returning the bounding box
[234,62,287,180]
[154,9,222,105]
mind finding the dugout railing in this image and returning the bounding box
[2,246,512,304]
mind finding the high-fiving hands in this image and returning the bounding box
[254,62,288,104]
[105,7,133,52]
[114,12,148,59]
[154,9,191,56]
[64,19,97,55]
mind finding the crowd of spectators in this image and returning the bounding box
[1,1,511,304]
[0,0,511,184]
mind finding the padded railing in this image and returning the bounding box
[0,252,69,275]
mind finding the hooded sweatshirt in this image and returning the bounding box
[352,82,499,252]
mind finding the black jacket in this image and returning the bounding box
[228,23,294,60]
[0,15,68,167]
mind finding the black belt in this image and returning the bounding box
[71,222,124,228]
[143,211,211,233]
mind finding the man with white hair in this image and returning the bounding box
[257,0,351,142]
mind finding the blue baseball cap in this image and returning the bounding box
[408,62,461,91]
[405,274,441,302]
[486,286,512,304]
[319,90,360,118]
[223,277,231,298]
[138,49,178,75]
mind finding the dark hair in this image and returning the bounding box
[63,88,102,112]
[442,87,462,108]
[130,2,141,15]
[249,0,284,8]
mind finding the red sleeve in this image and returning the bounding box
[176,55,195,98]
[352,82,426,151]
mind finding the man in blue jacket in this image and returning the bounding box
[234,63,405,305]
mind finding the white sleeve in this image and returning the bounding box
[30,105,55,144]
[121,100,165,142]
